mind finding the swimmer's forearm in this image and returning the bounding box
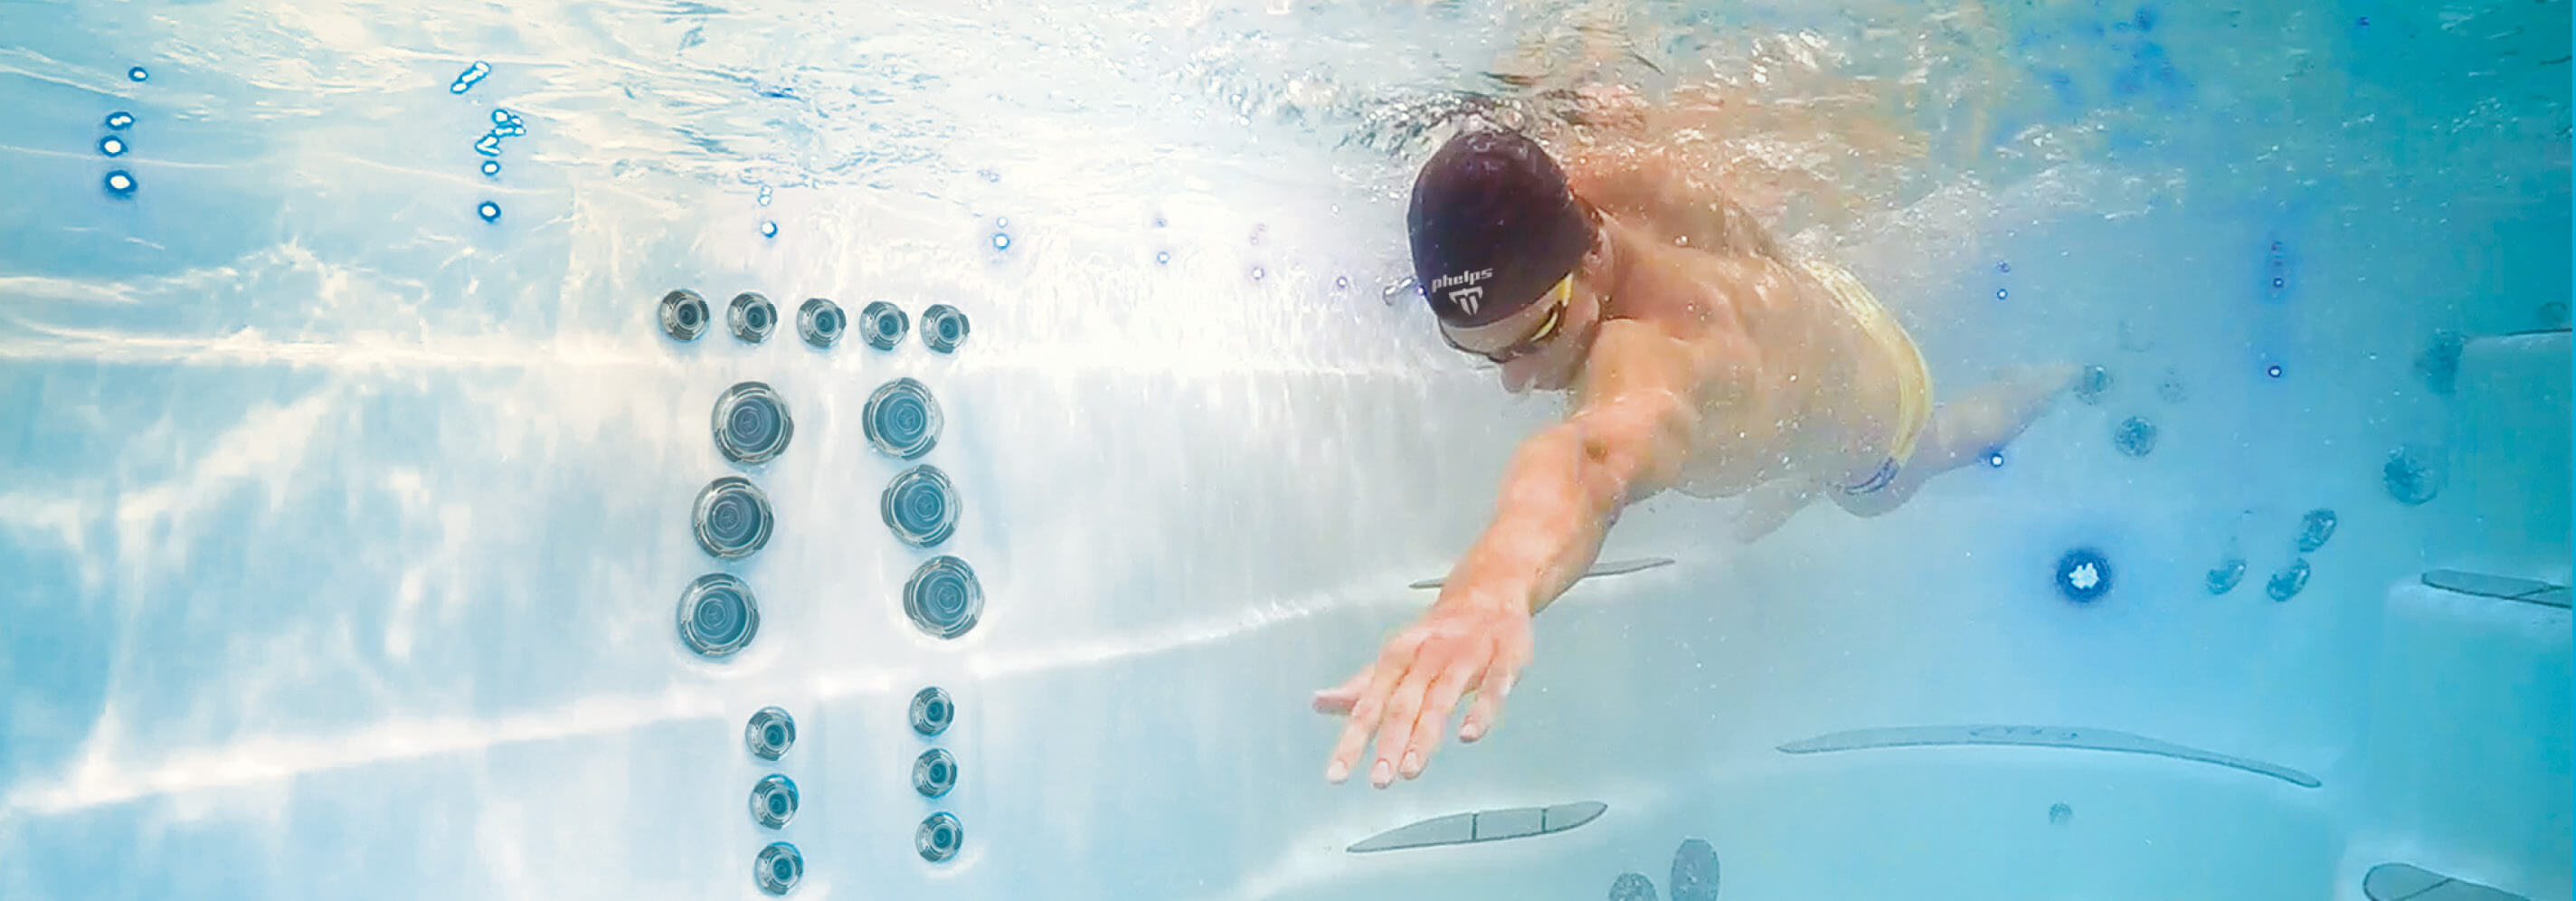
[1445,418,1660,618]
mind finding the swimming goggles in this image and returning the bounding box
[1439,274,1573,364]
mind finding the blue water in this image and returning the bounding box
[1,1,2568,899]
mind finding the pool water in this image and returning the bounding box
[0,1,2568,899]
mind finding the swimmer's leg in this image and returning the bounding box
[1832,363,2079,517]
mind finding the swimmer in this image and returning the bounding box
[1313,124,2077,789]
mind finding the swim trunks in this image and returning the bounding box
[1796,258,1933,495]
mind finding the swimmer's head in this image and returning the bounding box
[1406,129,1596,333]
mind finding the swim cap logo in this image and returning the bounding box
[1429,268,1493,316]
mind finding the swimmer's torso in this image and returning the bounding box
[1570,217,1916,500]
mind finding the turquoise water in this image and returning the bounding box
[1,1,2569,899]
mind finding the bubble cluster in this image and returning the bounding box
[2206,557,2247,595]
[103,111,134,129]
[449,61,491,94]
[2054,548,2114,602]
[2073,365,2112,404]
[2296,508,2338,553]
[2383,444,2445,506]
[2111,416,2157,457]
[2267,559,2311,602]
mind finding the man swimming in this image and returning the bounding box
[1312,122,2076,789]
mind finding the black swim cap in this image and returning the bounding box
[1406,129,1595,328]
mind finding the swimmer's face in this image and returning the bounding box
[1441,217,1612,394]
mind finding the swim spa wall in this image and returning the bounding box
[3,1,2571,900]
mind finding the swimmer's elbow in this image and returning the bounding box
[1572,398,1697,504]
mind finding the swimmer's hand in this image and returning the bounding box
[1313,593,1533,789]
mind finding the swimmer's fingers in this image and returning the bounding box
[1325,634,1420,785]
[1369,640,1446,789]
[1461,672,1506,744]
[1397,649,1488,781]
[1311,665,1371,716]
[1463,631,1533,744]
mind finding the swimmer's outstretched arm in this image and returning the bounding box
[1317,323,1701,788]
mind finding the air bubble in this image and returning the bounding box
[797,298,844,348]
[882,465,959,548]
[2156,370,2189,403]
[103,110,133,129]
[2111,417,2158,457]
[2266,364,2284,379]
[693,476,774,559]
[677,573,760,658]
[761,221,778,239]
[2073,365,2112,404]
[991,232,1009,250]
[1986,450,2005,468]
[756,185,772,206]
[1335,276,1350,289]
[2383,444,2445,506]
[2414,330,2465,396]
[450,61,491,94]
[2296,508,2337,553]
[1155,251,1170,265]
[127,66,147,82]
[904,556,983,640]
[477,201,500,223]
[1994,288,2008,300]
[1251,266,1266,280]
[480,160,500,176]
[863,378,942,460]
[2267,559,2311,602]
[729,292,776,343]
[754,842,802,896]
[2207,557,2247,595]
[2054,547,2113,602]
[103,170,136,196]
[99,136,126,156]
[711,382,794,465]
[744,707,796,760]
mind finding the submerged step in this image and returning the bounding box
[2421,570,2571,609]
[1411,557,1673,591]
[2364,863,2530,901]
[1346,801,1607,853]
